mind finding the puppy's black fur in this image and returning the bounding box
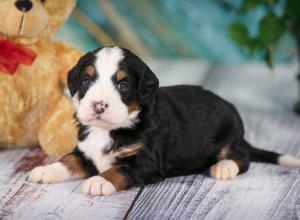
[69,47,282,188]
[68,50,99,98]
[112,86,265,185]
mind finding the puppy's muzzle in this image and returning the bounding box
[92,101,109,114]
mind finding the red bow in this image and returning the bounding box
[0,39,37,75]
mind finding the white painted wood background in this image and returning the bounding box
[0,62,299,220]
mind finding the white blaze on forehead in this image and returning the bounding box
[83,47,124,102]
[94,47,124,78]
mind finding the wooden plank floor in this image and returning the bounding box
[1,62,300,219]
[0,148,139,220]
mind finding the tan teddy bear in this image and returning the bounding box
[0,0,83,156]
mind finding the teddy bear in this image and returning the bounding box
[0,0,83,156]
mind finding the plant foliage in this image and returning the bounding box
[228,0,300,67]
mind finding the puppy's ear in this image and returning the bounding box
[67,61,82,97]
[67,52,95,97]
[137,63,159,106]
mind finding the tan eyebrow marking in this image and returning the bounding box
[116,70,128,81]
[85,65,95,77]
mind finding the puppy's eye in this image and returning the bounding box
[82,78,91,87]
[41,0,46,3]
[117,82,129,92]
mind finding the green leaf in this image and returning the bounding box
[284,0,300,26]
[248,38,263,51]
[263,0,279,5]
[242,0,261,11]
[258,13,285,46]
[228,22,250,46]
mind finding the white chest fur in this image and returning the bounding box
[78,127,115,173]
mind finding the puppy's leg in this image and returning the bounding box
[210,144,250,180]
[29,149,95,184]
[82,166,130,196]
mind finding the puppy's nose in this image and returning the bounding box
[92,101,109,114]
[15,0,33,13]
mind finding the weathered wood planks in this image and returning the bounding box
[0,148,139,220]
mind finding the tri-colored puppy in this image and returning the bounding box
[29,47,300,196]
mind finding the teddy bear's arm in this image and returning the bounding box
[38,42,82,157]
[38,96,78,156]
[54,41,83,87]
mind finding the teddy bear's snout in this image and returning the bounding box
[15,0,33,13]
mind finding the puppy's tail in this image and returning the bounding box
[243,140,300,167]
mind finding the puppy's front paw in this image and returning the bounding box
[28,162,71,184]
[210,159,239,180]
[82,176,116,196]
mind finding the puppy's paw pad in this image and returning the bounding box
[210,160,239,180]
[82,176,116,196]
[28,163,70,184]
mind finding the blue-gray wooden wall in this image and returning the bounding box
[54,0,296,63]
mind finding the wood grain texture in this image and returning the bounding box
[0,148,139,220]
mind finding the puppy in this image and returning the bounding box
[29,46,300,196]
